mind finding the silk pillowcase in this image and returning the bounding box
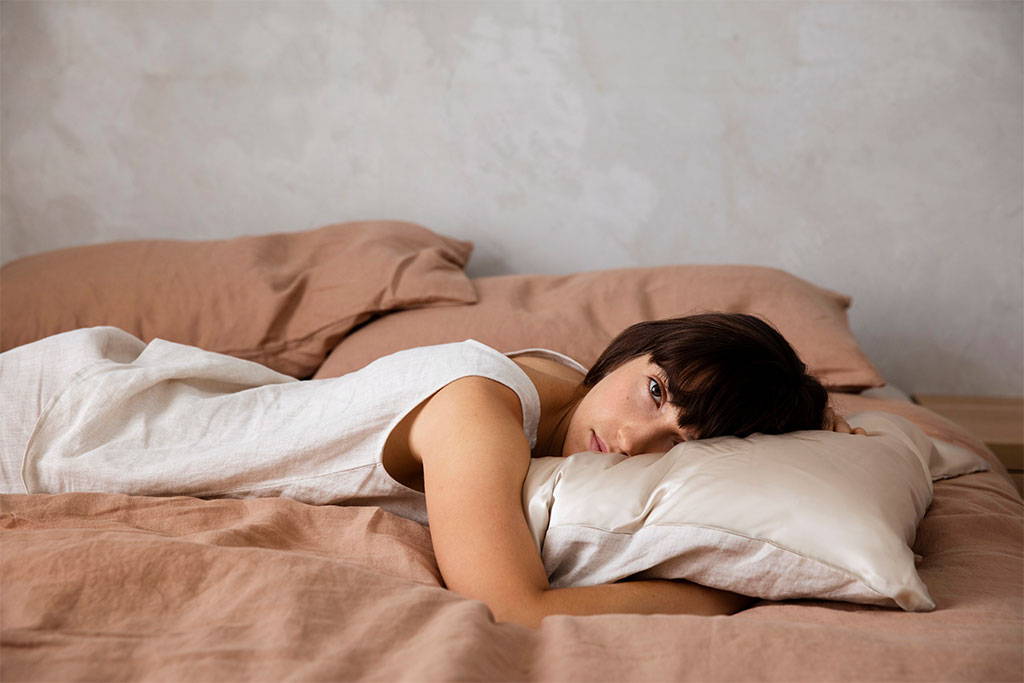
[521,412,990,612]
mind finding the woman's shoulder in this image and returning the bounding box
[407,374,532,455]
[383,372,534,491]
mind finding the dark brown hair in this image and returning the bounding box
[583,313,828,439]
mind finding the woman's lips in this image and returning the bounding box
[590,431,607,453]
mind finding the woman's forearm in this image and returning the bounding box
[505,579,755,629]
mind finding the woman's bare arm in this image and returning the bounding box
[535,579,755,628]
[407,376,753,629]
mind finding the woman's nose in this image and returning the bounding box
[618,423,675,457]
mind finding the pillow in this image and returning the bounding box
[521,411,991,611]
[0,221,476,378]
[314,265,884,390]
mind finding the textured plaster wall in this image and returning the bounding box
[1,1,1021,396]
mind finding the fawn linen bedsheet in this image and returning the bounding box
[1,393,1021,682]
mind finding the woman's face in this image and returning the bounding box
[561,354,695,458]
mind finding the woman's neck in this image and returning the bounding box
[511,357,588,457]
[539,391,585,457]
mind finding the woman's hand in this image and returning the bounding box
[824,406,867,435]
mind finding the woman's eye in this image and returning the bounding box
[648,377,663,405]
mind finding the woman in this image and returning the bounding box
[385,313,863,628]
[0,312,863,628]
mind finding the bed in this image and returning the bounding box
[2,220,1021,682]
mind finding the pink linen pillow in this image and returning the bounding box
[1,220,476,378]
[314,265,884,390]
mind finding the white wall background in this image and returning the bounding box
[2,0,1021,396]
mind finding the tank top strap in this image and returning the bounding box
[503,346,588,375]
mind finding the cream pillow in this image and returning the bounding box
[522,412,990,612]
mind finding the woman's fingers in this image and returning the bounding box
[823,409,864,436]
[825,409,867,435]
